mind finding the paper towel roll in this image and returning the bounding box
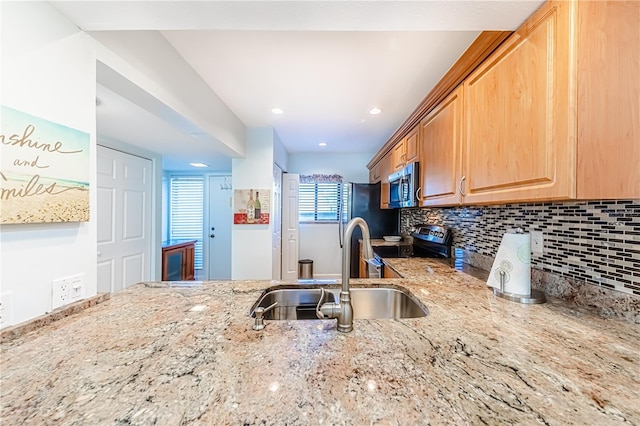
[487,232,531,296]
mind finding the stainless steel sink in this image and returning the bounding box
[250,286,428,320]
[346,287,429,319]
[250,288,338,320]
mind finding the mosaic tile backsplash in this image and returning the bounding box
[401,200,640,296]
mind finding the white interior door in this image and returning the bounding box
[272,165,283,280]
[281,173,299,281]
[207,176,232,280]
[97,146,152,293]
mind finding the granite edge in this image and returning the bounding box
[0,293,111,344]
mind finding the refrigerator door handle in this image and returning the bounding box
[339,183,351,248]
[338,192,343,248]
[338,209,343,248]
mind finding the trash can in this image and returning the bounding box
[298,259,314,279]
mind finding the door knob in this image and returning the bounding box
[210,234,215,238]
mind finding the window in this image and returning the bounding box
[168,176,204,269]
[298,174,348,223]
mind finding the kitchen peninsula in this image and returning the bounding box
[1,259,638,425]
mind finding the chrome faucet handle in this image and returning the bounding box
[316,288,326,319]
[252,302,278,330]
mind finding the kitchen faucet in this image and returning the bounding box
[316,217,373,332]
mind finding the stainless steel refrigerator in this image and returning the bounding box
[340,182,400,278]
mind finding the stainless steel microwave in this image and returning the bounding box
[388,162,419,208]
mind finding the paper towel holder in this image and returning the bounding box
[492,269,546,304]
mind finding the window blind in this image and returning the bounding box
[169,176,204,269]
[299,182,347,222]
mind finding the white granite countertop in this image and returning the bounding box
[1,258,639,425]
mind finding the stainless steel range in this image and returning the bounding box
[373,224,453,259]
[411,224,453,258]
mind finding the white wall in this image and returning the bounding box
[273,131,288,173]
[288,152,372,184]
[231,128,277,279]
[287,153,373,278]
[0,2,98,327]
[162,174,169,241]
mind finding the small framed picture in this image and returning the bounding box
[233,189,270,225]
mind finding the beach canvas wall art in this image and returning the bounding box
[0,106,90,224]
[233,189,270,225]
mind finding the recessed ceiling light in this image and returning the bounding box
[318,142,327,147]
[190,162,209,168]
[271,107,284,114]
[368,107,382,115]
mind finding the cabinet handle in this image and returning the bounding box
[415,186,421,201]
[459,176,466,197]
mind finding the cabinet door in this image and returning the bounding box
[405,127,419,164]
[420,85,463,206]
[358,242,366,278]
[391,141,406,171]
[462,0,576,204]
[183,244,195,280]
[576,0,640,199]
[163,248,184,281]
[359,257,367,278]
[383,265,401,278]
[369,161,382,183]
[380,152,392,209]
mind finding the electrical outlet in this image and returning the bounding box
[0,292,14,328]
[52,274,85,309]
[52,277,70,310]
[531,231,544,254]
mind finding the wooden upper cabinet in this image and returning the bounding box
[404,127,419,164]
[576,0,640,199]
[391,126,420,173]
[379,151,393,209]
[419,85,464,207]
[369,150,393,208]
[370,0,639,205]
[369,160,382,183]
[391,140,406,171]
[462,0,576,204]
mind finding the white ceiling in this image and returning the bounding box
[162,30,479,154]
[52,0,546,171]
